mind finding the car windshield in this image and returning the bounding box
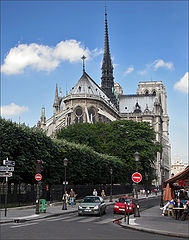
[82,197,100,203]
[119,198,133,204]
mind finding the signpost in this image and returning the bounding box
[132,172,142,183]
[0,166,14,171]
[35,174,42,181]
[1,157,15,217]
[0,172,12,177]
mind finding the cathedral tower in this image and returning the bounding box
[101,8,118,109]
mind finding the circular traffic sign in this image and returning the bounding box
[35,173,42,181]
[132,172,142,183]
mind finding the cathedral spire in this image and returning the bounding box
[53,83,59,114]
[101,7,118,109]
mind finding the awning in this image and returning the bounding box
[164,167,189,187]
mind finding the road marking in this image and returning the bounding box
[10,222,38,228]
[95,218,114,224]
[63,216,82,222]
[78,217,99,223]
[47,215,73,221]
[129,218,139,225]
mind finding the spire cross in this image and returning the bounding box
[81,55,86,73]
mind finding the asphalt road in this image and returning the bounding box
[1,197,186,240]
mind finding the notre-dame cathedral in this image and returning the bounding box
[38,10,171,186]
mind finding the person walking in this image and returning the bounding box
[62,191,69,210]
[93,189,97,196]
[69,189,76,207]
[101,189,106,199]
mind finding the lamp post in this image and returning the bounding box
[160,160,164,207]
[110,168,113,202]
[134,151,140,217]
[62,158,68,210]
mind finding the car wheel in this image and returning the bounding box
[104,209,106,214]
[78,213,82,216]
[113,211,116,214]
[98,210,102,216]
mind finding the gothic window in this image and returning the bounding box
[133,102,141,113]
[75,106,83,123]
[67,113,71,126]
[152,90,156,96]
[145,90,149,96]
[78,86,81,92]
[88,107,96,123]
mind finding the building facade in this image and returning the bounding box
[38,10,171,185]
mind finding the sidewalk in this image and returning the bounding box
[119,205,189,238]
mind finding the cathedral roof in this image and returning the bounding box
[119,94,156,114]
[69,71,110,101]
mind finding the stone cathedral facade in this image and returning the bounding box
[38,10,171,185]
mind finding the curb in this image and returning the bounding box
[118,220,189,239]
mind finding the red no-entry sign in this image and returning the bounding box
[35,173,42,181]
[132,172,142,183]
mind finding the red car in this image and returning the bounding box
[113,197,136,214]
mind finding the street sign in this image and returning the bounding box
[132,172,142,183]
[0,166,14,171]
[3,160,15,166]
[0,172,12,177]
[35,173,42,181]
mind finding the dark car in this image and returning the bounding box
[78,196,106,216]
[113,197,136,214]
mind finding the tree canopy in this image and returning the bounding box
[57,120,162,182]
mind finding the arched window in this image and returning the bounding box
[145,90,149,96]
[152,90,156,96]
[75,106,83,123]
[88,107,96,123]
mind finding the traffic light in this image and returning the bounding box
[36,160,42,174]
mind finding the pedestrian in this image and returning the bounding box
[174,198,184,220]
[93,189,97,196]
[62,191,69,209]
[69,189,76,207]
[183,200,189,221]
[101,189,106,199]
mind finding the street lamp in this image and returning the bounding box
[62,158,68,210]
[110,168,113,202]
[160,161,164,207]
[134,151,140,217]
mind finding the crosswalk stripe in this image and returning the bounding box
[10,222,38,228]
[95,218,114,224]
[47,215,74,221]
[63,216,81,222]
[78,217,99,223]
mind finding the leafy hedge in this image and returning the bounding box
[0,118,129,185]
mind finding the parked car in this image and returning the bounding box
[113,197,136,214]
[78,196,106,216]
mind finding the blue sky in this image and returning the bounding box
[1,1,188,164]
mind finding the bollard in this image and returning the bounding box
[124,202,127,222]
[127,203,130,225]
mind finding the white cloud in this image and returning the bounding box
[153,59,174,71]
[124,66,134,76]
[138,59,174,75]
[91,48,103,57]
[1,103,29,116]
[174,72,189,93]
[1,40,92,75]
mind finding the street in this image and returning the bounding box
[1,198,187,240]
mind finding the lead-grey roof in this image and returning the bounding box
[119,95,156,113]
[69,72,109,101]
